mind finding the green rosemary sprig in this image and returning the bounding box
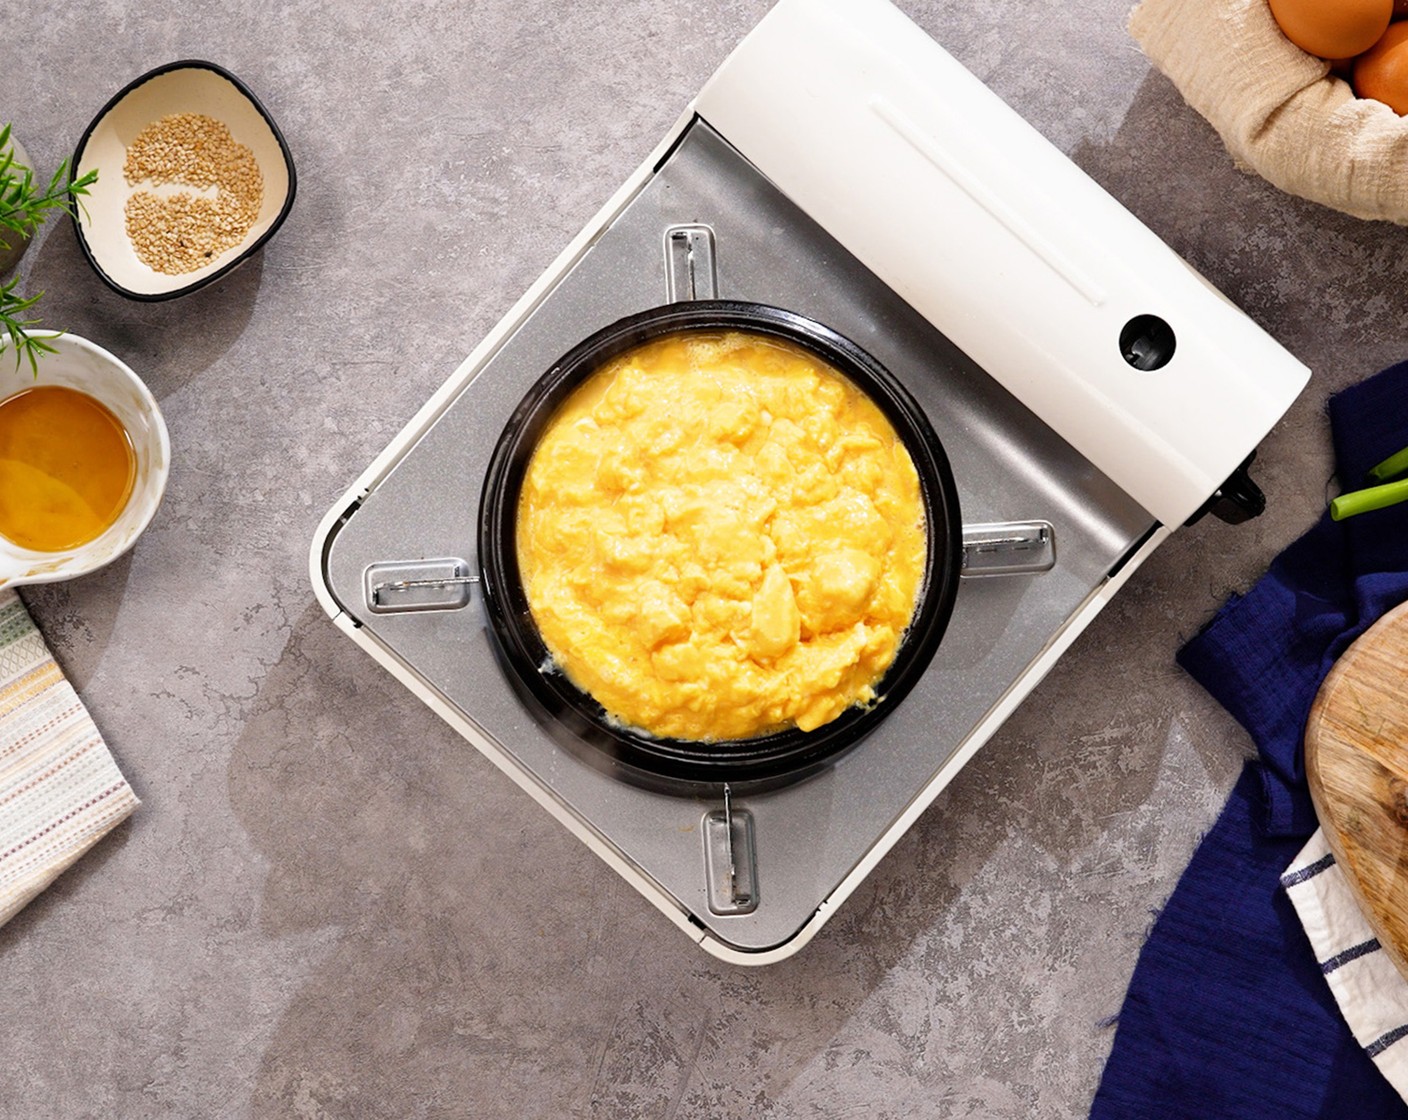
[0,122,98,374]
[0,274,58,376]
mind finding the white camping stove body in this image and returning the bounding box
[311,0,1309,963]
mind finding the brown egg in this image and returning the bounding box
[1269,0,1393,59]
[1355,21,1408,112]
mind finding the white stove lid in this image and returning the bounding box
[694,0,1310,528]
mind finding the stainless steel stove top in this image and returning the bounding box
[316,119,1157,957]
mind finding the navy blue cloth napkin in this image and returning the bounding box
[1089,361,1408,1120]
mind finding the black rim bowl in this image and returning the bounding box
[478,301,962,794]
[68,59,297,302]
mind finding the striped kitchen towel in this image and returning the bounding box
[0,588,139,927]
[1282,828,1408,1101]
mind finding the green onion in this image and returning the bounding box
[1367,445,1408,484]
[1330,478,1408,521]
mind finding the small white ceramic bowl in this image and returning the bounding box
[70,60,296,300]
[0,332,170,588]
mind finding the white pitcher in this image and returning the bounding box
[0,332,169,588]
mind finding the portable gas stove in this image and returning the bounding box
[311,0,1309,962]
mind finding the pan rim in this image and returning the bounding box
[478,300,962,793]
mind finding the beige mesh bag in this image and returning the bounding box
[1129,0,1408,222]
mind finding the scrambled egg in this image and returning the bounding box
[516,329,927,742]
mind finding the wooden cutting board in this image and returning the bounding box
[1305,599,1408,982]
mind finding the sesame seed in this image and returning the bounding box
[122,112,264,275]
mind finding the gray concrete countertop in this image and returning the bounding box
[2,1,1397,1116]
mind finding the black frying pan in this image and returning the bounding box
[478,300,962,793]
